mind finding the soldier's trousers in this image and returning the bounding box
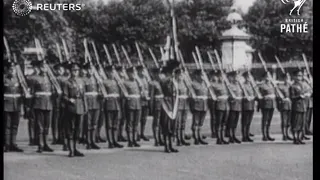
[215,110,229,133]
[228,111,241,129]
[65,111,83,140]
[152,109,162,131]
[291,111,304,133]
[105,110,120,130]
[34,110,52,136]
[4,111,20,146]
[160,109,176,136]
[241,110,254,138]
[126,110,141,133]
[51,106,60,140]
[191,111,207,131]
[96,109,105,137]
[87,109,100,131]
[261,108,274,127]
[140,105,149,135]
[176,109,188,131]
[280,110,291,129]
[305,108,313,132]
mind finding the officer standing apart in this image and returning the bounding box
[63,62,87,157]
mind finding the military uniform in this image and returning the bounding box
[259,80,277,141]
[4,63,24,152]
[212,77,229,145]
[136,66,150,141]
[301,79,313,138]
[116,66,127,142]
[227,79,242,144]
[175,73,190,146]
[150,73,164,146]
[190,71,208,145]
[290,77,307,144]
[208,70,218,139]
[123,68,142,147]
[104,66,124,148]
[84,70,101,149]
[63,64,87,157]
[278,82,293,141]
[241,78,255,142]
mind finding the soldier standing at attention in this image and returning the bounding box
[123,67,142,147]
[174,69,190,146]
[277,73,293,141]
[212,70,229,145]
[208,70,218,138]
[116,65,128,142]
[136,65,150,141]
[103,65,124,148]
[63,62,87,157]
[259,72,276,141]
[226,71,242,144]
[301,68,312,139]
[150,68,165,146]
[290,70,307,145]
[190,69,209,145]
[79,67,88,144]
[30,60,54,153]
[159,61,180,153]
[83,63,101,150]
[4,61,25,152]
[241,72,256,142]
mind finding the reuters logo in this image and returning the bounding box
[12,0,32,16]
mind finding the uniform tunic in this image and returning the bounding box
[228,82,242,129]
[84,76,101,131]
[290,81,307,132]
[259,81,276,127]
[241,81,255,137]
[278,83,292,128]
[191,80,208,130]
[150,80,164,130]
[212,82,229,131]
[104,79,121,130]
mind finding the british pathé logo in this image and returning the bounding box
[279,0,309,33]
[280,0,307,16]
[12,0,85,16]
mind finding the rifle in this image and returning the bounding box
[91,41,108,80]
[302,53,313,86]
[135,42,152,81]
[213,49,236,99]
[13,53,32,98]
[61,38,70,61]
[34,38,62,95]
[83,38,108,98]
[275,55,291,83]
[195,46,216,100]
[192,51,200,69]
[258,52,285,100]
[55,42,63,63]
[112,44,129,79]
[178,49,196,98]
[102,44,128,96]
[148,47,159,68]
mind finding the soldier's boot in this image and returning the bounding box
[176,129,181,146]
[107,129,114,149]
[43,134,54,152]
[249,133,254,137]
[164,135,171,153]
[262,124,268,141]
[67,138,73,157]
[153,128,159,146]
[281,126,287,141]
[90,130,100,150]
[168,135,178,153]
[225,125,230,137]
[158,129,165,146]
[112,129,123,148]
[192,129,199,145]
[86,130,91,150]
[220,128,229,145]
[198,128,208,145]
[292,132,298,144]
[10,132,23,152]
[286,128,293,141]
[5,132,11,152]
[266,127,275,141]
[96,129,107,143]
[246,125,254,142]
[216,127,222,145]
[127,131,133,147]
[73,141,84,157]
[37,134,43,153]
[229,129,234,144]
[180,129,190,146]
[140,125,149,141]
[297,131,305,144]
[241,124,247,142]
[185,134,191,140]
[232,129,241,144]
[132,130,141,147]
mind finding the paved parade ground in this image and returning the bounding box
[4,112,313,180]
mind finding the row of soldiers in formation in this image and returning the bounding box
[4,57,313,157]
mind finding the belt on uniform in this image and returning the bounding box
[126,94,141,98]
[178,95,188,99]
[4,94,21,98]
[264,94,276,99]
[105,94,120,98]
[35,92,52,96]
[283,98,291,102]
[194,96,208,100]
[155,95,164,98]
[85,92,99,96]
[217,95,228,100]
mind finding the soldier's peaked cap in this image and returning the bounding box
[227,71,237,76]
[115,65,123,71]
[174,68,182,74]
[105,65,114,71]
[67,62,80,70]
[193,69,202,75]
[136,65,144,70]
[126,66,134,72]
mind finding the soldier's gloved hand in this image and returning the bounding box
[69,98,75,103]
